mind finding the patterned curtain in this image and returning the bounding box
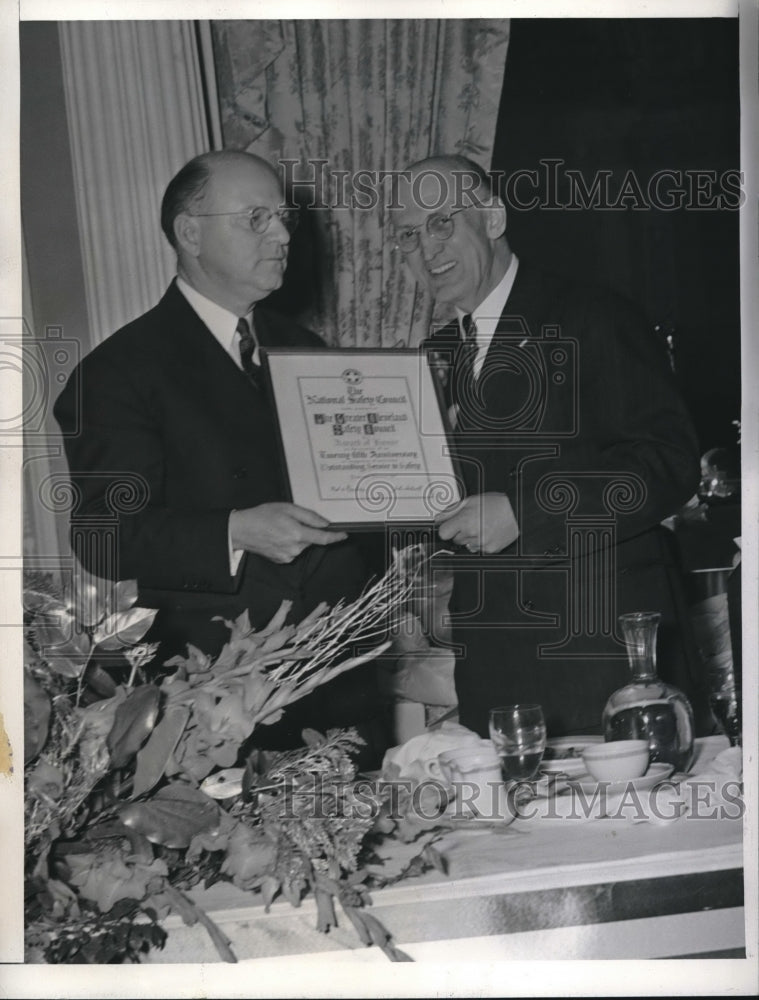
[210,19,510,347]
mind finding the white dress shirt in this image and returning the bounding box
[175,277,258,575]
[456,252,520,379]
[176,276,260,366]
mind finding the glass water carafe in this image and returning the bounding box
[602,612,695,772]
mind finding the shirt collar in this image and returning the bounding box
[175,276,253,357]
[456,252,520,337]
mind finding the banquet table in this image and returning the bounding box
[147,738,746,966]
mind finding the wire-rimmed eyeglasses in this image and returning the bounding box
[191,205,300,235]
[394,205,474,254]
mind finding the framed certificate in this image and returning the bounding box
[261,349,464,528]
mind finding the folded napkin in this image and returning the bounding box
[380,721,484,784]
[688,743,742,781]
[621,744,742,827]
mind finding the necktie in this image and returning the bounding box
[461,314,478,374]
[454,314,479,429]
[237,316,259,385]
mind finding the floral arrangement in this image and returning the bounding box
[24,546,448,964]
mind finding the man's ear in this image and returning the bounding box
[485,198,507,241]
[174,213,202,257]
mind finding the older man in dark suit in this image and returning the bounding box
[54,150,378,748]
[392,154,708,737]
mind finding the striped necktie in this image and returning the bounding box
[237,316,259,385]
[461,313,477,367]
[459,313,479,385]
[453,313,479,429]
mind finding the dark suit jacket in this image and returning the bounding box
[424,261,706,736]
[54,282,376,745]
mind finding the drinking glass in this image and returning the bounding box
[708,688,742,747]
[489,704,547,782]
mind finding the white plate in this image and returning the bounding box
[567,762,674,796]
[515,764,676,825]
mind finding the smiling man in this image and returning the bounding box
[392,154,708,738]
[54,150,378,748]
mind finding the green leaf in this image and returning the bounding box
[167,644,212,675]
[27,760,65,799]
[243,669,274,714]
[71,576,105,628]
[208,741,239,768]
[107,685,161,768]
[32,613,91,675]
[213,608,252,643]
[245,748,269,777]
[82,661,118,698]
[186,809,237,859]
[241,750,270,800]
[23,586,66,618]
[301,728,326,748]
[199,767,244,800]
[119,783,220,848]
[132,705,190,798]
[255,707,284,727]
[86,821,155,864]
[40,653,87,679]
[207,693,248,736]
[112,579,139,613]
[258,600,292,636]
[93,606,158,650]
[65,851,168,913]
[259,624,296,653]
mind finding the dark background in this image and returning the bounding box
[493,18,740,457]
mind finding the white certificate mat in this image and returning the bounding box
[262,349,463,526]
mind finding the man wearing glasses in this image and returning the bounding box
[391,154,707,738]
[54,151,375,748]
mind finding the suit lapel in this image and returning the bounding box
[150,287,331,451]
[156,282,269,411]
[487,261,542,350]
[470,264,547,430]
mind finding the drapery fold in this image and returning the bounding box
[23,22,213,576]
[58,20,211,346]
[211,19,510,347]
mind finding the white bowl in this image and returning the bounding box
[541,736,603,778]
[581,740,650,781]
